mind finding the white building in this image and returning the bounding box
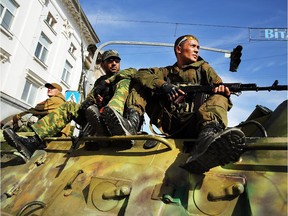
[0,0,100,123]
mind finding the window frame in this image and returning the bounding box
[44,12,57,35]
[21,80,38,106]
[61,60,72,85]
[0,0,19,31]
[34,32,51,64]
[68,42,76,59]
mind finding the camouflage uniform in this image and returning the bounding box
[13,91,71,137]
[31,76,130,140]
[108,58,232,138]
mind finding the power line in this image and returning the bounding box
[94,18,286,30]
[96,18,247,28]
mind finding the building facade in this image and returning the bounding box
[0,0,100,123]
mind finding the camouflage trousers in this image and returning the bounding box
[32,79,130,140]
[107,79,131,115]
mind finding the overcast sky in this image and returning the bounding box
[79,0,287,129]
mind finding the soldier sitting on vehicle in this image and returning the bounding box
[100,34,246,173]
[3,49,144,161]
[2,82,70,137]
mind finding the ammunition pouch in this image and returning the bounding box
[152,93,207,135]
[160,103,192,135]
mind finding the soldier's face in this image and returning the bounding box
[102,58,120,74]
[47,87,60,97]
[177,39,199,65]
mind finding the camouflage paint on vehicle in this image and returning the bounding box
[0,100,287,216]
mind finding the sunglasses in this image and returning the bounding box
[105,58,120,63]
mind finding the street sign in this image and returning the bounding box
[249,28,288,41]
[65,90,81,104]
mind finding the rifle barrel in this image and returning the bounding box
[256,85,288,91]
[223,82,288,91]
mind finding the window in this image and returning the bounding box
[0,0,18,31]
[34,32,51,63]
[21,80,38,105]
[45,12,57,29]
[62,60,72,84]
[68,43,76,55]
[0,47,11,63]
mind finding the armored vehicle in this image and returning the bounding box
[1,42,287,216]
[1,99,287,216]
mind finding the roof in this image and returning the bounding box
[63,0,100,44]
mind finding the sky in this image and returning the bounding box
[79,0,287,130]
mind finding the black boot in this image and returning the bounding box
[85,105,109,136]
[102,106,142,136]
[125,108,143,133]
[84,105,110,150]
[74,99,94,125]
[181,122,246,174]
[102,106,143,147]
[190,122,224,155]
[3,128,42,160]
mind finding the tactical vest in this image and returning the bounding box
[165,64,209,113]
[151,64,209,135]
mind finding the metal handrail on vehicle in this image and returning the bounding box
[42,136,287,151]
[44,134,174,150]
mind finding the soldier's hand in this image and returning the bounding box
[96,94,103,104]
[94,80,107,96]
[12,114,20,124]
[213,85,231,97]
[160,83,185,102]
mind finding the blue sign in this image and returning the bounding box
[65,90,81,104]
[249,28,287,41]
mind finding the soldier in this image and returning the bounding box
[5,83,71,137]
[3,49,139,160]
[101,35,246,173]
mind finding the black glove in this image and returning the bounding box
[94,79,107,96]
[101,86,113,106]
[160,83,180,101]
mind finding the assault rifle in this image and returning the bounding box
[172,80,287,107]
[176,80,288,96]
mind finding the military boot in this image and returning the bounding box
[125,108,143,133]
[3,128,42,160]
[181,122,246,174]
[102,106,143,146]
[85,105,109,136]
[102,106,142,136]
[84,105,110,150]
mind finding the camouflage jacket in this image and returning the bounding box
[107,59,223,89]
[107,59,232,111]
[15,92,66,119]
[134,59,223,90]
